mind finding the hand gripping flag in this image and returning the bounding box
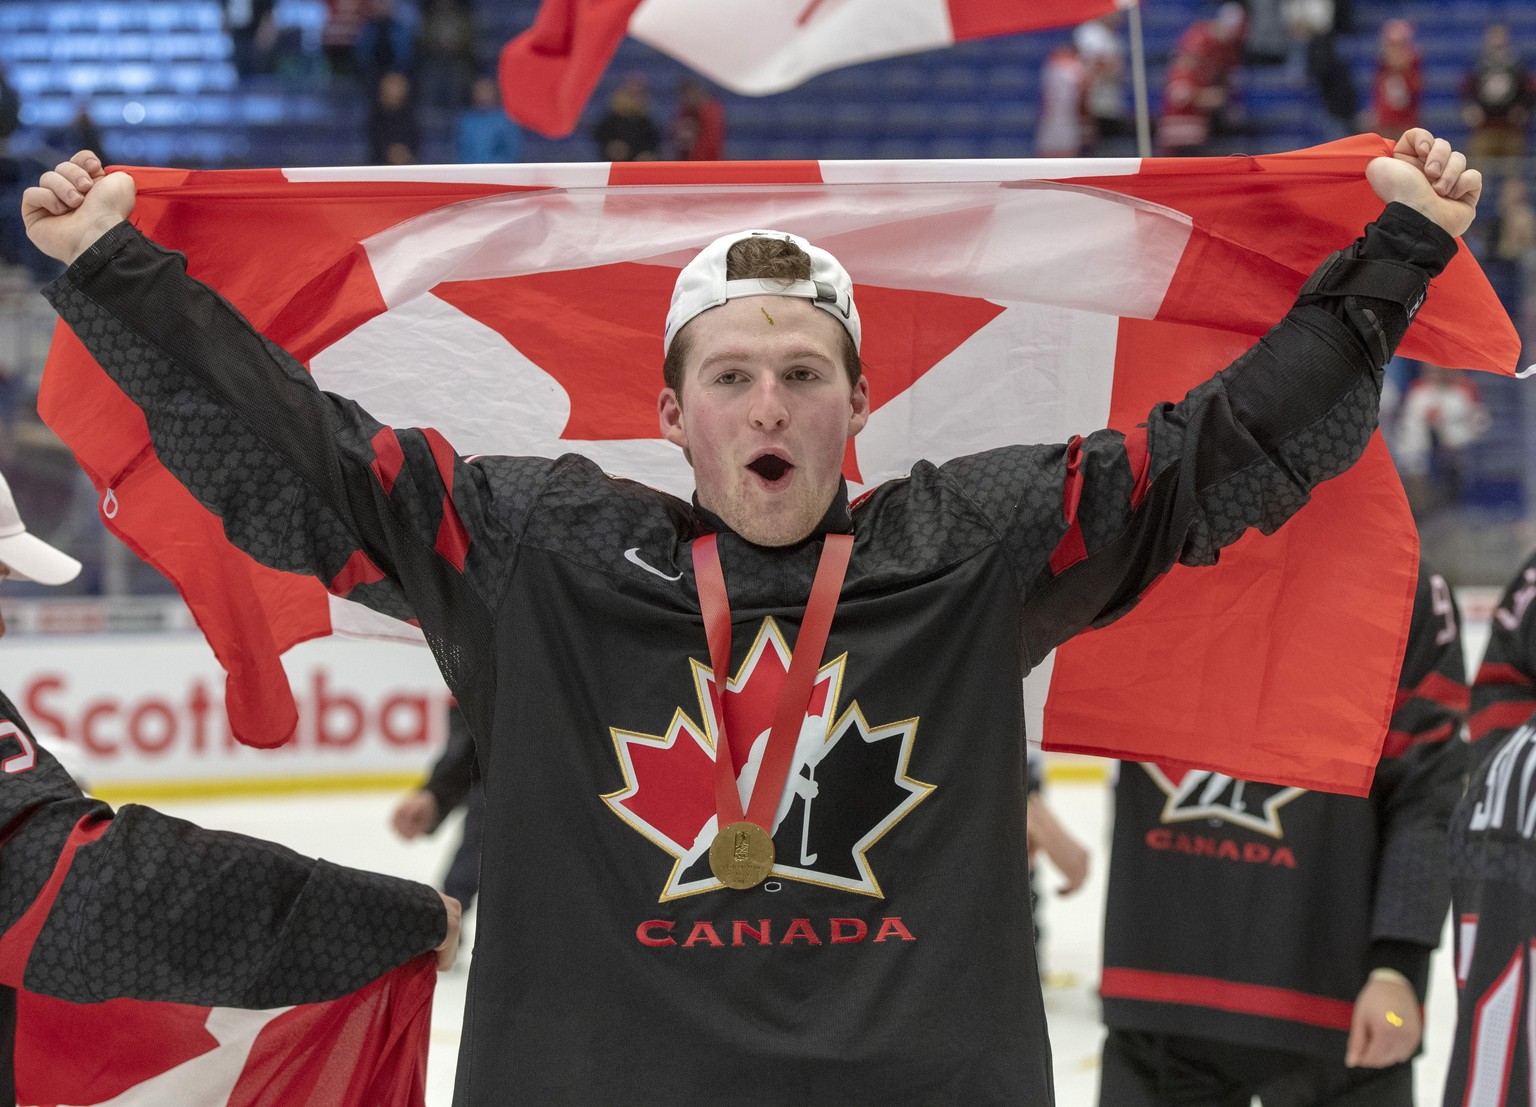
[500,0,1129,137]
[37,137,1520,795]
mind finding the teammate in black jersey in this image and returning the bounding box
[0,467,460,1098]
[1445,547,1536,1106]
[1098,563,1468,1106]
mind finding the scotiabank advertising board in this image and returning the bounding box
[0,631,450,794]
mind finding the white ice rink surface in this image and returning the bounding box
[154,780,1460,1107]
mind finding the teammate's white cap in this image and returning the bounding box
[0,471,82,585]
[663,229,861,355]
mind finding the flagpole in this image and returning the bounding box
[1127,0,1152,157]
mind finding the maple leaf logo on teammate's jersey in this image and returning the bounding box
[1141,764,1305,839]
[605,619,933,900]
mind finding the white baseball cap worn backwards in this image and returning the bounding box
[0,471,82,586]
[664,229,861,355]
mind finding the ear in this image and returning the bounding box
[658,387,688,449]
[847,375,871,438]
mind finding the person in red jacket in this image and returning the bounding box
[671,76,725,161]
[1371,19,1422,140]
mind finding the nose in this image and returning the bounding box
[748,375,789,431]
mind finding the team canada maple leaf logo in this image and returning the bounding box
[605,618,933,901]
[1141,764,1305,839]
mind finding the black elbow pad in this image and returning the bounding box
[1296,247,1431,366]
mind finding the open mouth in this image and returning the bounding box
[747,454,793,483]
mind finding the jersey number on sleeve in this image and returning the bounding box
[0,722,37,775]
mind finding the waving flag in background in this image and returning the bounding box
[37,137,1519,795]
[500,0,1130,137]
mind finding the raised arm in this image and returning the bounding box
[939,130,1477,663]
[25,152,562,722]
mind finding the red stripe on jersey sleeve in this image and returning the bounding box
[1469,698,1536,743]
[1475,661,1533,689]
[1395,671,1471,716]
[370,428,405,496]
[1381,720,1456,760]
[328,548,387,597]
[0,814,111,986]
[1100,966,1356,1030]
[1048,436,1088,574]
[1122,426,1151,509]
[421,429,470,572]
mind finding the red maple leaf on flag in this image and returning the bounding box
[433,267,1003,480]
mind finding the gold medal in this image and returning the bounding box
[709,821,775,889]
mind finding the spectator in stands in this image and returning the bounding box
[1156,46,1220,155]
[1175,2,1247,140]
[1392,364,1490,516]
[592,74,661,162]
[47,102,106,167]
[1036,45,1087,158]
[367,71,420,165]
[391,704,483,914]
[1158,3,1247,155]
[321,0,368,80]
[1462,24,1534,168]
[0,63,20,157]
[1369,19,1421,141]
[670,77,725,161]
[457,76,521,164]
[1240,0,1290,67]
[225,0,279,79]
[1074,13,1132,153]
[1282,0,1356,138]
[355,0,417,94]
[415,0,476,109]
[1476,175,1536,343]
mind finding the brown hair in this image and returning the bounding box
[663,236,861,398]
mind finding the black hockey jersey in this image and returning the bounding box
[1444,547,1536,1106]
[1100,565,1468,1057]
[40,204,1452,1106]
[0,687,444,1006]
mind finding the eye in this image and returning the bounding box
[713,370,746,385]
[787,366,821,382]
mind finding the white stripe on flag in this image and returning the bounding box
[627,0,954,95]
[359,174,1190,317]
[90,1007,289,1106]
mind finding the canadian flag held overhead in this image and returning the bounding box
[499,0,1129,137]
[38,137,1520,795]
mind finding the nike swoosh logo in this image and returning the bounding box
[625,547,683,581]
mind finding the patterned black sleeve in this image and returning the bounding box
[941,203,1456,664]
[0,696,110,939]
[1368,566,1469,953]
[1469,547,1536,748]
[24,806,445,1007]
[0,692,444,1007]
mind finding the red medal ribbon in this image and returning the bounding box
[693,531,854,835]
